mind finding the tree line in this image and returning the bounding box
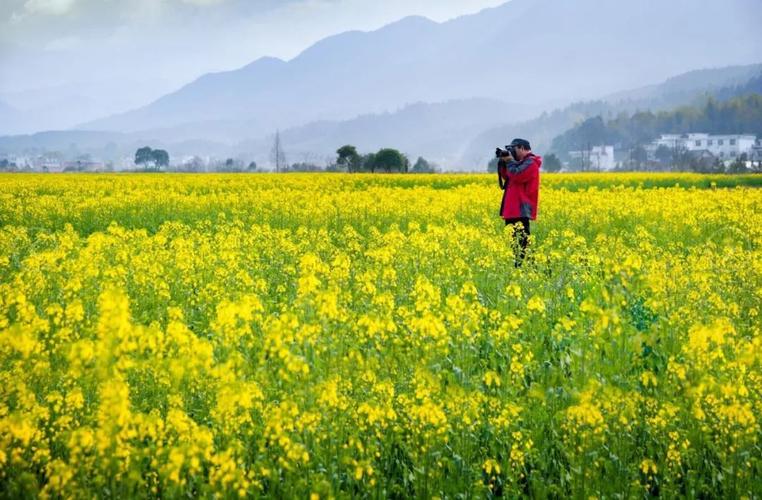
[550,94,762,156]
[335,145,437,173]
[134,146,170,171]
[552,94,762,153]
[130,143,438,173]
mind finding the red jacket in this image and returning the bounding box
[498,153,541,220]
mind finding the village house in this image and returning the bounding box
[568,145,616,171]
[652,133,757,161]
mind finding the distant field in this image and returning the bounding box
[0,173,760,497]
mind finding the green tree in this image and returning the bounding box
[551,94,762,157]
[543,153,562,172]
[654,144,672,165]
[336,145,362,173]
[134,146,154,169]
[412,156,435,173]
[487,157,499,173]
[727,153,749,174]
[152,149,169,170]
[362,153,377,173]
[631,145,648,169]
[374,148,407,173]
[184,156,204,172]
[670,145,691,170]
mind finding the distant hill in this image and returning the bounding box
[713,72,762,101]
[4,63,762,170]
[0,79,178,137]
[233,98,531,167]
[0,129,231,162]
[0,98,525,165]
[79,0,762,142]
[205,63,762,169]
[460,63,762,168]
[605,64,762,107]
[549,93,762,157]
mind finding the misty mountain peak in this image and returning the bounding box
[382,15,438,30]
[76,0,762,143]
[242,56,287,71]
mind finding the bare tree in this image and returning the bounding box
[270,130,287,173]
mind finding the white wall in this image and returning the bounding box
[656,134,757,159]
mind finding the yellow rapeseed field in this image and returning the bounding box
[0,173,760,498]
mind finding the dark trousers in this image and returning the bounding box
[504,217,530,267]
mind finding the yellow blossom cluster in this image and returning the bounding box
[0,172,760,497]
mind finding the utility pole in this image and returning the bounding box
[271,130,286,173]
[586,142,591,171]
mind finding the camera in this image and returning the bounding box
[495,145,515,160]
[495,146,515,168]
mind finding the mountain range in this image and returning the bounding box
[2,0,761,169]
[460,63,762,167]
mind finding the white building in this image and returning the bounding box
[29,155,64,172]
[750,139,762,162]
[654,133,757,161]
[5,155,31,168]
[568,145,615,170]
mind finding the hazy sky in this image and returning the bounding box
[0,0,507,102]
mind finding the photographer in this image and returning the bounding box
[496,138,542,267]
